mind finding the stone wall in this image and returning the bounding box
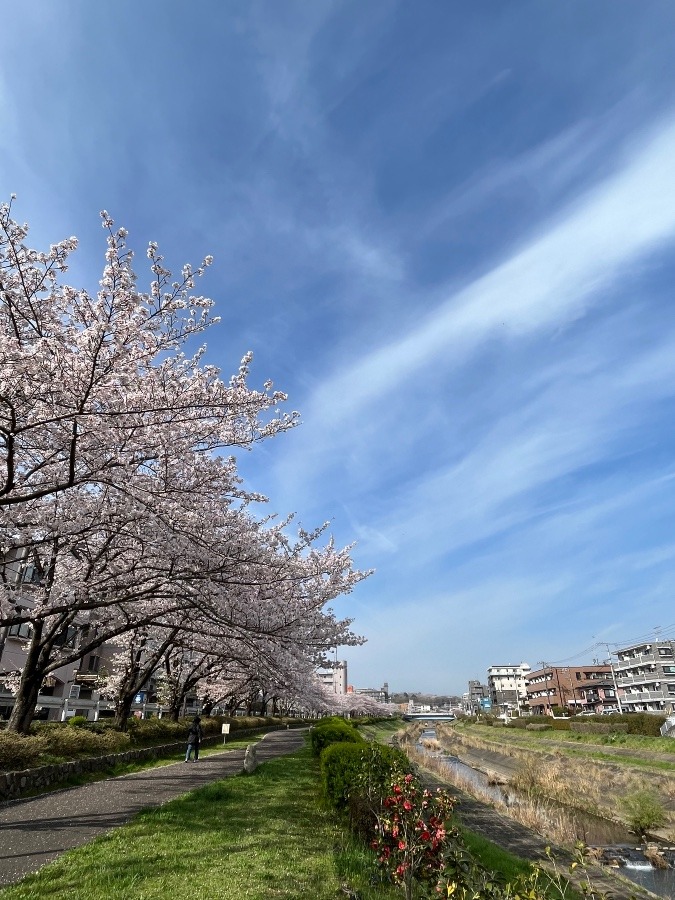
[0,725,291,801]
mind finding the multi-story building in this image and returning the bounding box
[464,679,490,713]
[575,677,617,713]
[0,550,125,723]
[316,660,348,695]
[487,663,530,714]
[613,640,675,714]
[526,664,615,715]
[351,681,389,703]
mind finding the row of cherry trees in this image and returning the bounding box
[0,198,370,732]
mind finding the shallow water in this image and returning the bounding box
[417,730,675,898]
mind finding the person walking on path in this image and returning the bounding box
[0,727,307,888]
[185,715,203,761]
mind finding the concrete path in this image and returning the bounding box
[0,728,307,887]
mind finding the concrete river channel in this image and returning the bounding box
[417,728,675,898]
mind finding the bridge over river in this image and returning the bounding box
[402,713,457,721]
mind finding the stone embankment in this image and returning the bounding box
[395,728,661,900]
[0,725,293,800]
[431,722,675,838]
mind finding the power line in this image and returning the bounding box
[546,624,675,669]
[547,642,605,665]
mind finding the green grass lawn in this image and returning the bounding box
[356,719,405,743]
[0,726,558,900]
[451,722,675,772]
[0,746,400,900]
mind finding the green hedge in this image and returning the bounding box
[320,741,410,809]
[0,728,131,771]
[320,742,366,809]
[571,713,666,736]
[0,715,304,772]
[310,721,365,757]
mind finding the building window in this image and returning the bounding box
[54,626,78,649]
[8,613,32,639]
[20,563,42,585]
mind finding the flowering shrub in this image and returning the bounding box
[371,772,458,899]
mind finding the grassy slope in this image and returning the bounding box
[0,720,549,900]
[453,721,675,765]
[0,746,402,900]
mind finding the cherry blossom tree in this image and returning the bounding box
[0,201,370,733]
[0,199,297,515]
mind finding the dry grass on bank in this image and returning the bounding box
[408,745,582,849]
[431,723,675,836]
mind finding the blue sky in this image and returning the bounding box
[4,2,675,695]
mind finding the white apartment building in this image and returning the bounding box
[487,662,531,713]
[316,660,348,695]
[614,640,675,714]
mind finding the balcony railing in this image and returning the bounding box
[622,690,670,702]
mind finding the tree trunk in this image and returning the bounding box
[7,669,43,734]
[114,691,136,730]
[167,691,187,722]
[7,622,47,734]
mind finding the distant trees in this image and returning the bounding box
[0,199,367,732]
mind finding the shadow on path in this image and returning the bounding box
[0,728,308,887]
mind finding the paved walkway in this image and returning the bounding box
[0,728,307,887]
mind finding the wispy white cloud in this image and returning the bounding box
[311,115,675,421]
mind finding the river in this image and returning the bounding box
[417,729,675,898]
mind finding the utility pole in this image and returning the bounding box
[553,667,565,712]
[538,662,552,715]
[605,644,623,713]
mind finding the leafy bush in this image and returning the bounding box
[0,727,132,770]
[128,715,254,745]
[506,717,531,729]
[310,721,364,756]
[320,742,366,809]
[620,789,667,836]
[525,723,552,731]
[569,722,629,734]
[0,733,44,770]
[36,727,131,759]
[1,714,287,771]
[548,718,571,731]
[373,773,459,900]
[569,712,665,736]
[66,716,90,728]
[621,713,666,737]
[320,741,411,812]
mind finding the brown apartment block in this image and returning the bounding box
[525,664,618,715]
